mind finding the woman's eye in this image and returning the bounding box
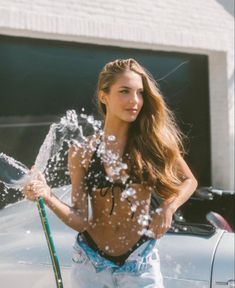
[120,90,128,94]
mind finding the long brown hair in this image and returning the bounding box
[96,58,186,199]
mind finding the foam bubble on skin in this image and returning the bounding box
[96,137,129,181]
[121,187,136,199]
[120,174,129,185]
[137,213,151,226]
[107,135,116,142]
[155,208,163,215]
[138,228,148,236]
[144,229,155,238]
[130,204,137,212]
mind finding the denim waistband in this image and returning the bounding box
[75,234,157,273]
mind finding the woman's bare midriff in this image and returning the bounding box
[86,183,152,256]
[81,137,154,256]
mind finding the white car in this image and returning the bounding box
[0,186,234,288]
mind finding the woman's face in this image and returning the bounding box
[101,70,144,123]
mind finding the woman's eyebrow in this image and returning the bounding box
[119,86,130,89]
[119,86,143,90]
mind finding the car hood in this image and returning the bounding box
[0,187,77,267]
[157,227,224,282]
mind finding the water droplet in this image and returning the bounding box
[107,135,116,142]
[155,208,163,215]
[131,204,137,212]
[121,187,136,199]
[137,213,151,226]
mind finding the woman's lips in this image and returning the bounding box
[126,108,138,113]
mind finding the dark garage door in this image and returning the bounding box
[0,35,211,200]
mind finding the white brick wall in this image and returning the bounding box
[0,0,234,189]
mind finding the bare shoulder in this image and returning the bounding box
[68,135,99,171]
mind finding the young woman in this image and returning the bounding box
[22,58,198,288]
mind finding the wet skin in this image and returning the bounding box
[82,147,153,256]
[88,185,151,256]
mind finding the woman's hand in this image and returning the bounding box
[21,168,51,202]
[148,200,176,239]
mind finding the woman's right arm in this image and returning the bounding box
[22,144,89,232]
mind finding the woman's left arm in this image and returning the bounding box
[149,156,198,239]
[164,156,198,212]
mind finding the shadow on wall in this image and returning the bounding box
[215,0,234,17]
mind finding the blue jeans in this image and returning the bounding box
[71,234,164,288]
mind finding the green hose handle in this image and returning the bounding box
[37,197,64,288]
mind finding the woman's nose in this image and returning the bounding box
[129,92,139,104]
